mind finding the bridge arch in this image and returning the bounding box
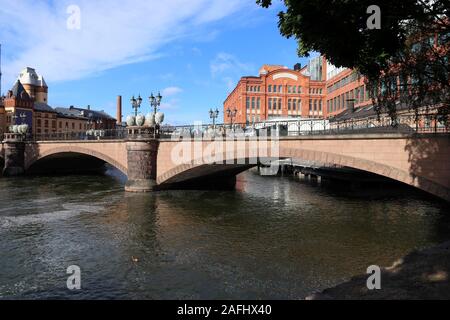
[25,145,128,175]
[157,145,449,201]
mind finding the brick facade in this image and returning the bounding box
[224,60,327,124]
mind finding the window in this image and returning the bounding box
[37,119,41,127]
[292,99,297,111]
[278,98,282,110]
[309,99,312,111]
[257,98,260,110]
[319,100,322,111]
[287,86,292,93]
[257,86,261,92]
[251,97,255,109]
[278,85,282,93]
[268,98,272,110]
[44,120,48,128]
[268,85,272,93]
[79,123,82,130]
[298,86,302,93]
[288,99,291,110]
[59,122,62,129]
[246,97,250,110]
[313,100,317,111]
[72,123,75,130]
[273,85,277,93]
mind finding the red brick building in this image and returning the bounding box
[224,57,328,124]
[223,56,378,124]
[325,65,372,118]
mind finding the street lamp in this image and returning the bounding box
[149,92,162,114]
[149,92,163,138]
[130,94,143,117]
[209,108,219,129]
[226,107,237,128]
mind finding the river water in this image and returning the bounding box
[0,168,449,299]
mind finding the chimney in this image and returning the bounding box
[116,95,122,125]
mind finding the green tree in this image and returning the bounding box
[257,0,449,124]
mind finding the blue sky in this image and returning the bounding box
[0,0,316,124]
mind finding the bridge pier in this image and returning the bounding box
[2,140,25,177]
[125,140,159,192]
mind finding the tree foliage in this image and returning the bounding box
[257,0,450,123]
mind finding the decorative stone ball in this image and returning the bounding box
[126,115,136,127]
[135,114,145,126]
[145,112,156,126]
[12,125,19,133]
[155,112,164,125]
[19,124,29,134]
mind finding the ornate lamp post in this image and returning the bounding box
[226,107,237,130]
[209,108,219,129]
[149,92,163,138]
[149,92,162,114]
[130,94,143,117]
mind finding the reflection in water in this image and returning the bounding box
[0,168,448,299]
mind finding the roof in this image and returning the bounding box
[10,80,31,99]
[330,102,413,122]
[55,106,114,120]
[34,102,56,113]
[18,67,47,87]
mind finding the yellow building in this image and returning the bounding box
[55,107,89,133]
[34,103,58,136]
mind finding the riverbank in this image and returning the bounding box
[307,241,450,300]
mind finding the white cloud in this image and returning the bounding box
[0,0,248,88]
[160,98,180,110]
[210,52,252,78]
[161,86,183,97]
[210,52,253,90]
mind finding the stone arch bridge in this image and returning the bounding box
[1,133,449,202]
